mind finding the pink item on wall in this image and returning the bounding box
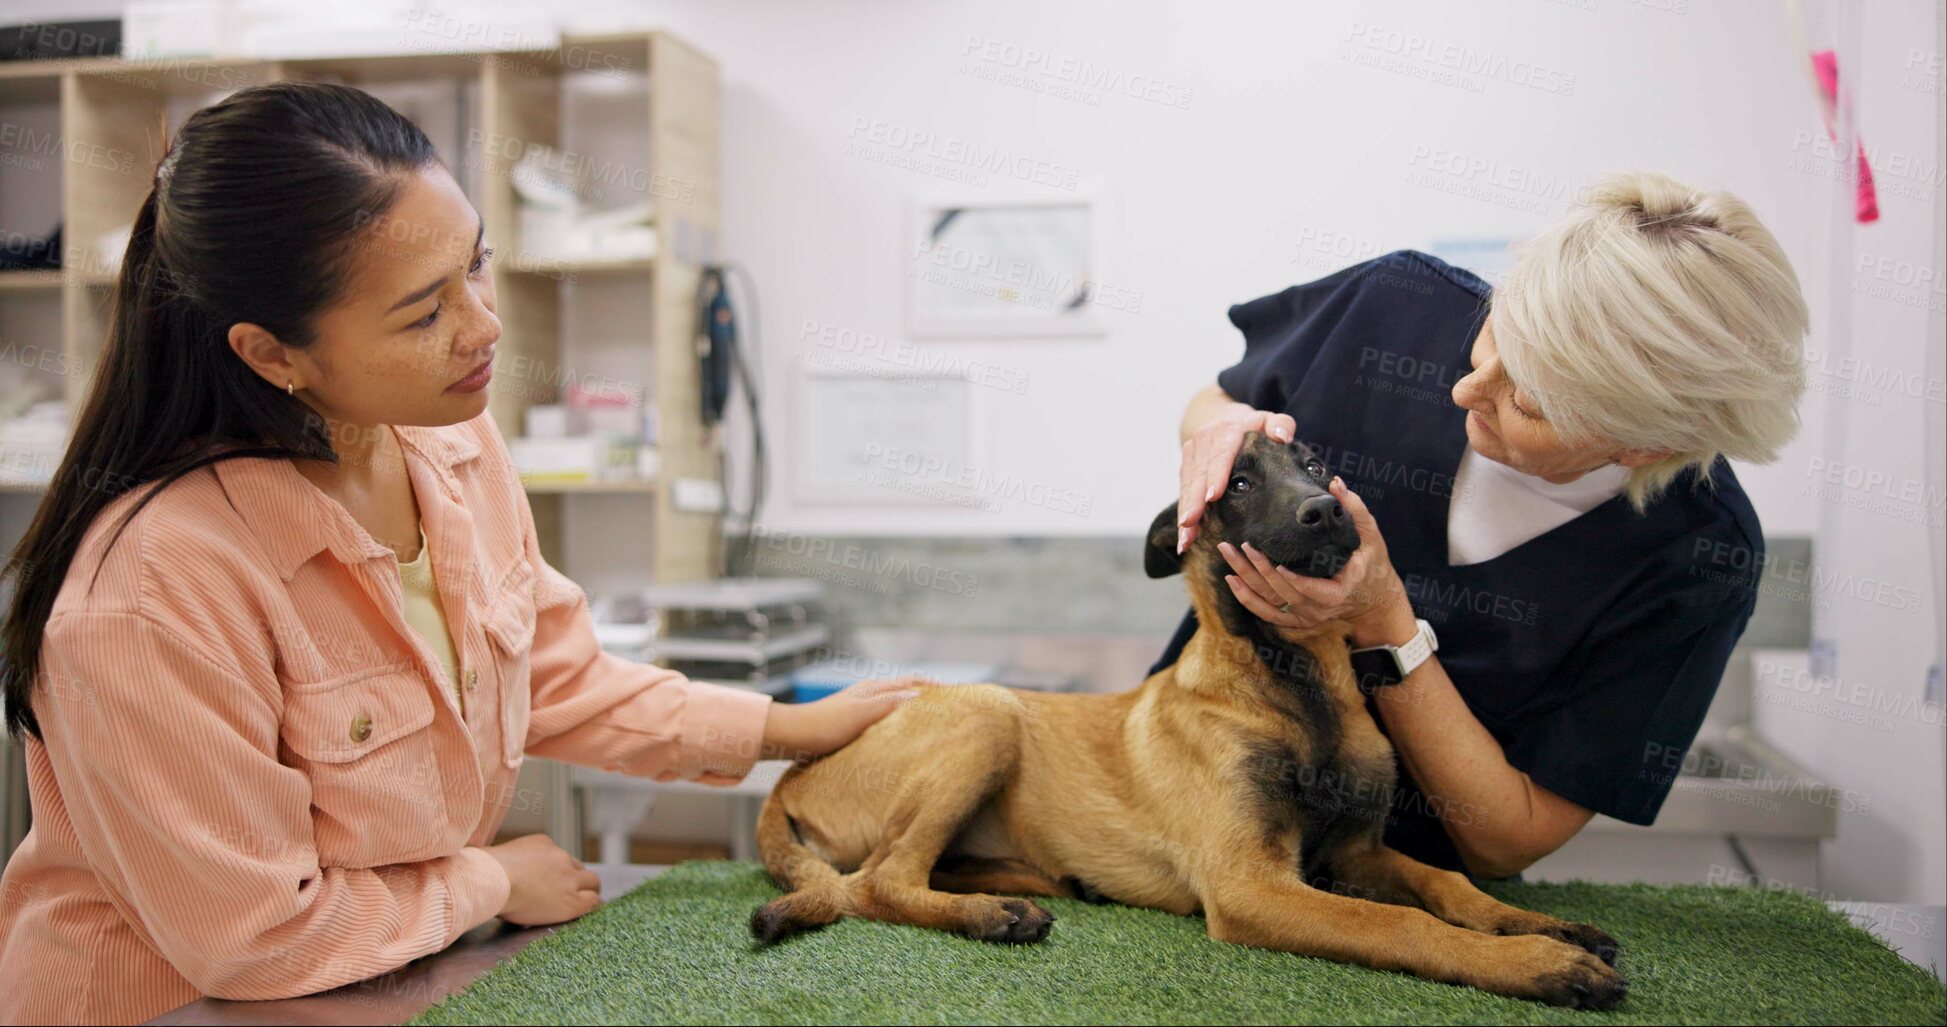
[1810,49,1880,223]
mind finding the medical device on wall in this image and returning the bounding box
[694,264,767,577]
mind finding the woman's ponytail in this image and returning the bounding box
[1,81,440,739]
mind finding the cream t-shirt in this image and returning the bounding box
[397,526,463,711]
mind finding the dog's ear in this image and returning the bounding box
[1144,502,1182,579]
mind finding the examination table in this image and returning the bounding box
[146,862,1945,1025]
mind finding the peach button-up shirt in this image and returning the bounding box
[0,409,775,1024]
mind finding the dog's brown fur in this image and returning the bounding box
[751,432,1627,1009]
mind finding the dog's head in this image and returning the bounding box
[1145,431,1359,584]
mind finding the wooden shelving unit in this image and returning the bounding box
[0,31,724,580]
[2,32,728,864]
[0,270,60,292]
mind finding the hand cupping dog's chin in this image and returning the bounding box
[1344,569,1418,649]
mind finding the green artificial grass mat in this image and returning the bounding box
[409,859,1947,1025]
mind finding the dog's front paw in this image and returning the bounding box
[1494,913,1620,967]
[1490,935,1629,1010]
[1551,920,1619,967]
[967,896,1056,944]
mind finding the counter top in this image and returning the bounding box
[145,865,1944,1023]
[147,863,665,1026]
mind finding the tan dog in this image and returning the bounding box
[750,431,1627,1009]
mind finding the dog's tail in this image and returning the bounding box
[749,765,852,944]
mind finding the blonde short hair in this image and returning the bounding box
[1491,169,1810,511]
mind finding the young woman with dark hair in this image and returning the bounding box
[0,80,915,1023]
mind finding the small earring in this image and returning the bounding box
[286,380,295,396]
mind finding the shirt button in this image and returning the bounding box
[349,712,373,743]
[466,667,479,691]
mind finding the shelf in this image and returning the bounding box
[0,56,109,101]
[0,55,123,81]
[0,271,62,293]
[648,625,832,664]
[476,34,654,79]
[69,56,280,97]
[638,578,827,611]
[277,51,496,85]
[520,476,657,494]
[505,255,655,277]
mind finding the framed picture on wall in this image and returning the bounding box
[791,368,982,507]
[903,191,1108,338]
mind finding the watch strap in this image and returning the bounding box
[1394,620,1435,675]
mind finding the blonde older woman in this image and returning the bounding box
[1155,170,1808,882]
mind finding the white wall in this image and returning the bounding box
[563,0,1856,540]
[1771,1,1946,907]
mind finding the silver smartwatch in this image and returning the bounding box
[1348,618,1438,695]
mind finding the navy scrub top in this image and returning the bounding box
[1149,249,1765,876]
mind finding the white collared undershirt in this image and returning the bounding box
[1446,445,1632,566]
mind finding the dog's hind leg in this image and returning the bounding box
[1322,842,1620,967]
[846,705,1057,944]
[856,789,1058,943]
[750,766,858,944]
[752,687,1054,945]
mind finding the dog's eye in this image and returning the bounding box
[1228,474,1253,495]
[1304,458,1327,478]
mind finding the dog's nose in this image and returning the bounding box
[1296,495,1345,530]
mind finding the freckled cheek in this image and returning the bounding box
[1502,420,1568,469]
[400,339,440,377]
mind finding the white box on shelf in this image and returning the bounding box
[582,402,639,438]
[587,225,657,262]
[510,434,605,481]
[672,478,725,513]
[0,404,68,486]
[121,0,222,58]
[519,205,579,264]
[524,404,571,438]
